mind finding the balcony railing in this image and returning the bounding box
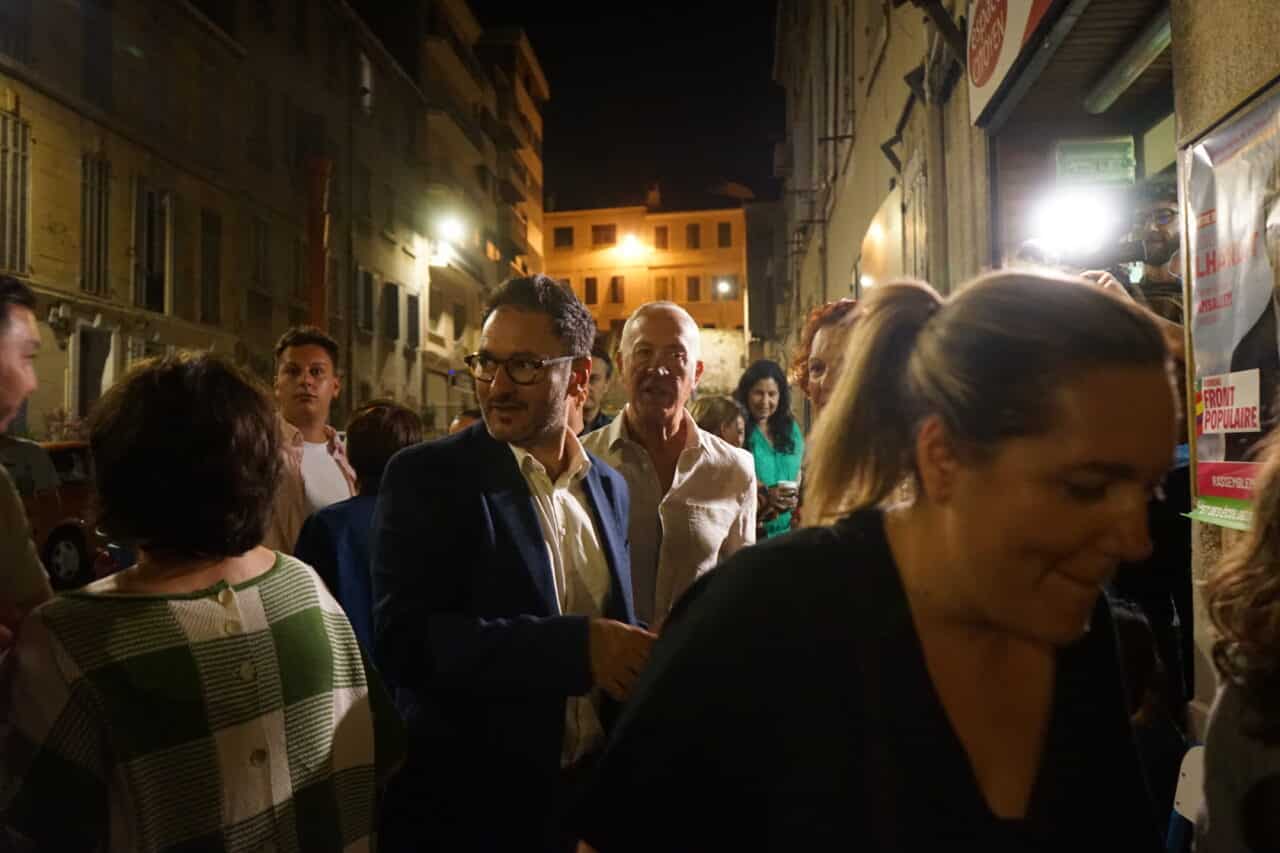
[425,29,488,91]
[422,81,486,154]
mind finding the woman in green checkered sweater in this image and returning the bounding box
[1,353,405,852]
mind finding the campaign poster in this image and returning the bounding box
[1185,83,1280,529]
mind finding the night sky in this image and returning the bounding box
[471,1,785,211]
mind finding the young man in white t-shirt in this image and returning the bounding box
[264,326,357,552]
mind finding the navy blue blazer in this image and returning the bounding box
[371,422,634,852]
[294,494,377,655]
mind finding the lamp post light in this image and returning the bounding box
[437,216,466,245]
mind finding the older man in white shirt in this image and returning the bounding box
[583,301,755,630]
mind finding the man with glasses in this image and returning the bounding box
[583,301,756,632]
[264,325,356,552]
[1128,184,1184,323]
[372,275,651,852]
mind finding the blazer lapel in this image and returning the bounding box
[475,429,559,615]
[583,467,635,625]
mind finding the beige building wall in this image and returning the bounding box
[775,1,990,427]
[544,205,751,400]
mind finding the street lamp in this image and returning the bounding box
[618,232,647,262]
[436,216,466,245]
[716,280,733,296]
[859,275,875,289]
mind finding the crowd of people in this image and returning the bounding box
[0,260,1276,850]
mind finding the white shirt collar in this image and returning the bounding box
[611,405,703,453]
[510,430,593,487]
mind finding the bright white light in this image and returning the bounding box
[1030,189,1118,258]
[437,217,465,244]
[430,242,455,267]
[867,222,885,243]
[618,232,647,261]
[860,275,875,288]
[716,280,732,295]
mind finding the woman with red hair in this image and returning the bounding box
[791,298,859,416]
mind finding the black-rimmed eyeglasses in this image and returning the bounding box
[463,353,577,385]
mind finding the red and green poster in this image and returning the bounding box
[1185,83,1280,529]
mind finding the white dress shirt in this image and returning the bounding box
[582,408,755,630]
[510,434,611,767]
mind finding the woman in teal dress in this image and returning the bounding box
[734,359,804,538]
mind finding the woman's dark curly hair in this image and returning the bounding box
[1207,430,1280,742]
[734,359,796,455]
[88,352,282,559]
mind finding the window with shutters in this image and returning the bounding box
[686,276,701,302]
[584,277,598,305]
[428,284,444,329]
[653,225,668,250]
[406,292,420,349]
[717,221,732,248]
[356,268,374,332]
[452,302,467,341]
[590,224,616,247]
[608,276,624,304]
[292,237,306,301]
[248,83,272,171]
[249,216,270,294]
[0,110,31,274]
[686,223,701,250]
[355,162,372,223]
[654,275,670,301]
[81,155,110,295]
[328,255,343,320]
[133,179,170,313]
[200,210,222,325]
[381,282,400,340]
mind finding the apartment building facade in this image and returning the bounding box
[543,204,750,394]
[0,0,548,438]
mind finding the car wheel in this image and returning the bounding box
[44,529,90,590]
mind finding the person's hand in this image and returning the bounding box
[1081,269,1186,359]
[768,485,799,512]
[756,483,770,513]
[589,618,656,701]
[1079,269,1135,302]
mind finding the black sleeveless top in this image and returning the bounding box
[576,510,1162,852]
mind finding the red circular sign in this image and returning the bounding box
[969,0,1008,88]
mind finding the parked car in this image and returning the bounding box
[0,437,109,589]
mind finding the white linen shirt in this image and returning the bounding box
[510,435,611,767]
[582,408,755,630]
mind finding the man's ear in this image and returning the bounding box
[914,414,961,504]
[569,357,590,398]
[692,359,705,388]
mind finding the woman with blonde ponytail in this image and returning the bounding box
[577,271,1174,852]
